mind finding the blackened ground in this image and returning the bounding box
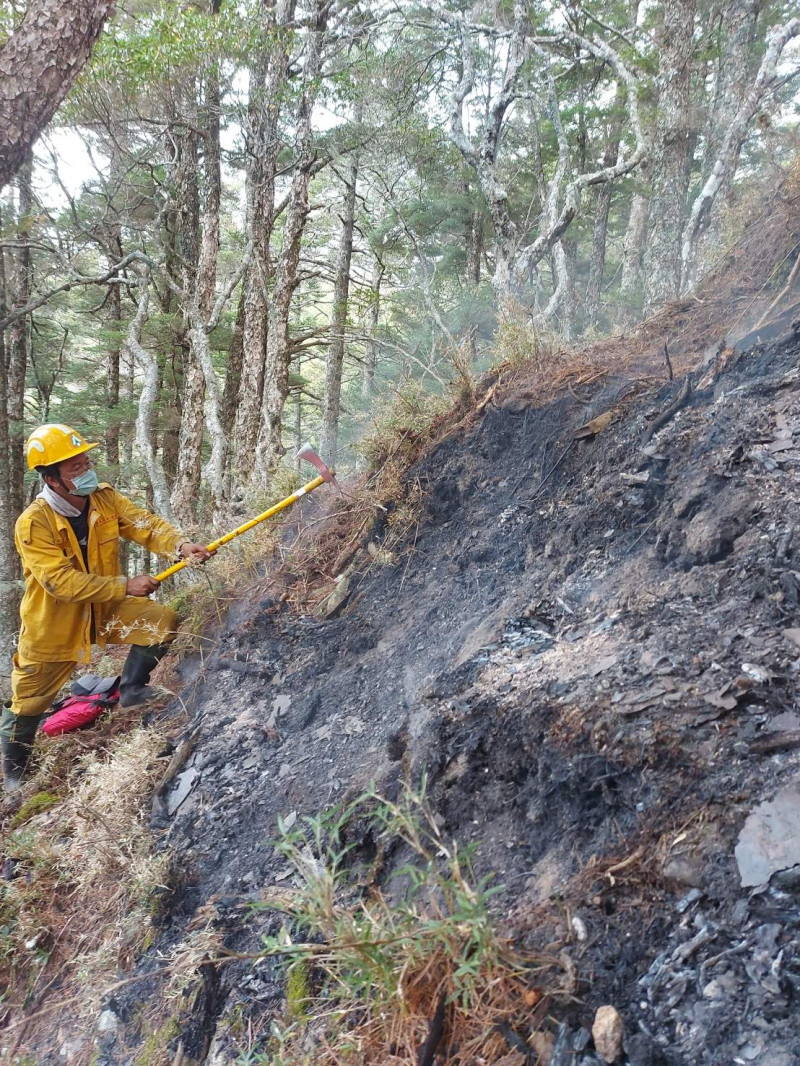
[110,333,799,1065]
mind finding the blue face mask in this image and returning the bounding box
[67,469,99,496]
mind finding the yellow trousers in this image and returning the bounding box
[10,597,177,718]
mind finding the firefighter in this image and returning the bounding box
[1,423,211,792]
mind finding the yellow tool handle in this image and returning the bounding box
[153,473,328,582]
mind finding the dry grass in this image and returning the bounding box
[0,726,173,1041]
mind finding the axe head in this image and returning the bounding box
[296,442,337,485]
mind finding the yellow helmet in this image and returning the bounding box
[25,424,99,471]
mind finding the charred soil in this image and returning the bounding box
[75,326,800,1066]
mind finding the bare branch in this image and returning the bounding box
[681,17,800,292]
[0,251,158,333]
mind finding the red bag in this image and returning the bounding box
[42,676,120,737]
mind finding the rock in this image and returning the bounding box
[529,1030,555,1064]
[1,857,18,880]
[675,887,704,913]
[662,853,705,888]
[757,1051,798,1066]
[735,783,800,887]
[97,1009,119,1033]
[59,1036,85,1063]
[683,489,755,563]
[702,971,739,999]
[573,1027,592,1051]
[623,1032,667,1066]
[167,764,199,816]
[771,863,800,891]
[591,1006,624,1063]
[549,1022,572,1066]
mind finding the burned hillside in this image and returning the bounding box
[3,180,800,1062]
[69,321,799,1065]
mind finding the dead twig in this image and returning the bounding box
[416,991,448,1066]
[641,376,692,444]
[623,515,659,555]
[518,440,576,511]
[604,846,645,884]
[749,730,800,755]
[663,342,674,381]
[754,244,800,329]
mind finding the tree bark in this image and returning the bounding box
[585,84,625,329]
[0,202,18,685]
[257,0,328,480]
[8,160,32,527]
[197,56,221,321]
[642,0,697,312]
[104,211,123,474]
[620,187,649,298]
[233,0,296,486]
[362,252,384,400]
[532,51,571,336]
[170,115,205,529]
[321,125,360,466]
[222,289,245,441]
[126,270,176,524]
[0,0,115,191]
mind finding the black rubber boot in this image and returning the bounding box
[119,643,171,709]
[1,706,42,793]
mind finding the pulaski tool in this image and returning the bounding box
[153,443,337,583]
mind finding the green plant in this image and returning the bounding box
[132,1016,181,1066]
[168,509,281,657]
[250,779,555,1063]
[9,791,60,829]
[285,958,311,1020]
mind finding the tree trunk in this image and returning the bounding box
[0,0,115,191]
[682,17,800,292]
[126,271,175,523]
[362,253,383,400]
[0,202,18,685]
[232,0,296,486]
[620,188,649,299]
[695,0,760,260]
[197,56,221,321]
[321,129,360,466]
[642,0,697,312]
[585,84,625,329]
[170,116,204,529]
[8,159,33,526]
[293,359,303,468]
[703,1,761,180]
[104,219,123,474]
[222,289,245,441]
[258,0,328,479]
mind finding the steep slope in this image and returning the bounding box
[92,326,800,1065]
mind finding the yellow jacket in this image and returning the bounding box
[15,485,183,664]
